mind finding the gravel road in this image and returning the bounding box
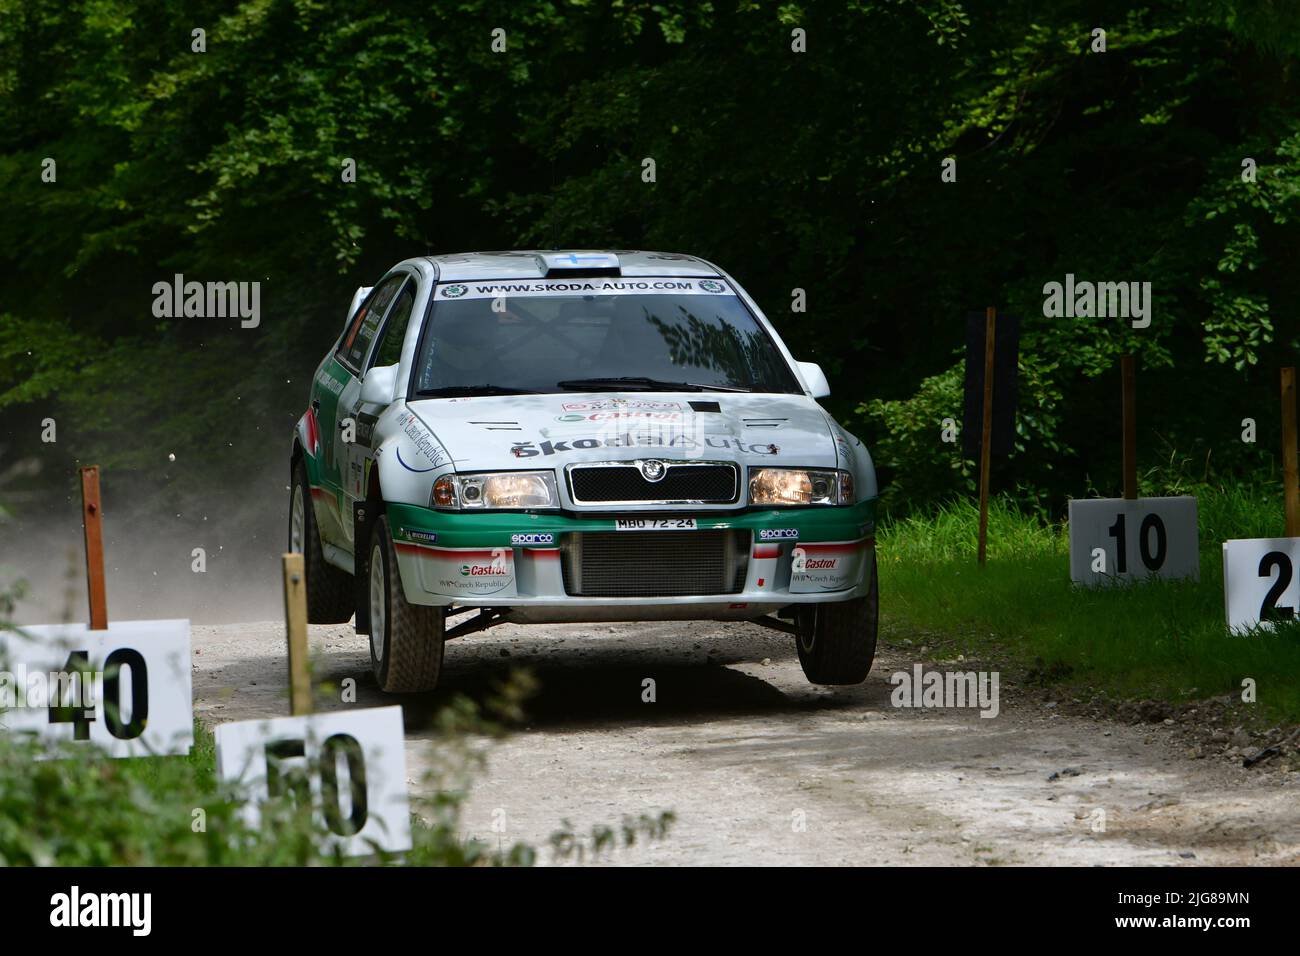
[191,618,1300,866]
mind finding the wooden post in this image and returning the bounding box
[1121,355,1138,500]
[1283,368,1300,537]
[977,307,996,566]
[283,553,313,715]
[79,466,108,629]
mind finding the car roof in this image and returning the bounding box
[414,250,722,281]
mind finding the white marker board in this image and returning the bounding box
[1068,496,1199,586]
[0,618,193,757]
[1223,537,1300,633]
[214,705,411,855]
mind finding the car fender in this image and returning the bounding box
[827,419,878,530]
[370,400,454,508]
[292,407,326,488]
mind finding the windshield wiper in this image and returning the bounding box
[414,385,539,397]
[556,376,751,393]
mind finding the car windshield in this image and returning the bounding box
[411,279,802,397]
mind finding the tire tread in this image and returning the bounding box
[373,517,444,693]
[293,460,354,624]
[796,553,879,685]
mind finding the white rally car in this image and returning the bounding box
[290,251,878,692]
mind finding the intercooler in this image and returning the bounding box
[561,529,749,597]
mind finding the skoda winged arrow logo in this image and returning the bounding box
[639,459,667,481]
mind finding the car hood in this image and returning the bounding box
[406,392,839,472]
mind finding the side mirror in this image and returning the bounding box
[360,364,399,406]
[796,361,831,399]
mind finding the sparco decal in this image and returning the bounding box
[510,433,780,457]
[758,528,799,540]
[510,533,554,545]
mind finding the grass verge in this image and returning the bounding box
[878,489,1300,727]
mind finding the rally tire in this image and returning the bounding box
[290,459,354,624]
[368,516,445,693]
[795,552,879,685]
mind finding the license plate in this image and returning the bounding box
[614,518,698,531]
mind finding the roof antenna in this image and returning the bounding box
[550,154,558,251]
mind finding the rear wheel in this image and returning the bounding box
[368,516,445,693]
[795,552,879,685]
[289,459,354,624]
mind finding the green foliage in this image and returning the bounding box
[0,683,672,865]
[862,351,1072,513]
[879,484,1300,723]
[0,614,670,865]
[0,719,368,866]
[1187,124,1300,369]
[881,496,1065,564]
[1,0,1300,513]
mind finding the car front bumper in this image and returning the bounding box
[385,499,876,616]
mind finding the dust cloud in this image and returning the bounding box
[1,456,299,627]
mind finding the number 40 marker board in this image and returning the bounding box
[1223,538,1300,633]
[215,705,411,856]
[0,619,193,757]
[1068,496,1199,586]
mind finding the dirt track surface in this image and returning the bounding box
[191,620,1300,866]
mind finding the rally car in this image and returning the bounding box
[289,251,879,693]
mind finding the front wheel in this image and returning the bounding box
[368,516,445,693]
[795,552,879,685]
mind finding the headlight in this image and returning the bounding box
[432,471,559,510]
[748,467,855,506]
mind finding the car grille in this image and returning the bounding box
[568,462,739,504]
[561,530,748,597]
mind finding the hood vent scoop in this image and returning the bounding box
[743,418,787,428]
[470,420,521,431]
[688,400,721,413]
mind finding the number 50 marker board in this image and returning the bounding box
[1068,496,1199,586]
[215,705,411,856]
[0,619,193,757]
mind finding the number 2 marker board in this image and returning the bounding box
[1223,538,1300,633]
[214,705,411,856]
[1068,496,1199,586]
[0,618,193,757]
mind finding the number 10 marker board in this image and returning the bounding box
[0,619,193,757]
[1068,496,1199,586]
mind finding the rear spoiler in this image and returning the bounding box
[345,286,372,329]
